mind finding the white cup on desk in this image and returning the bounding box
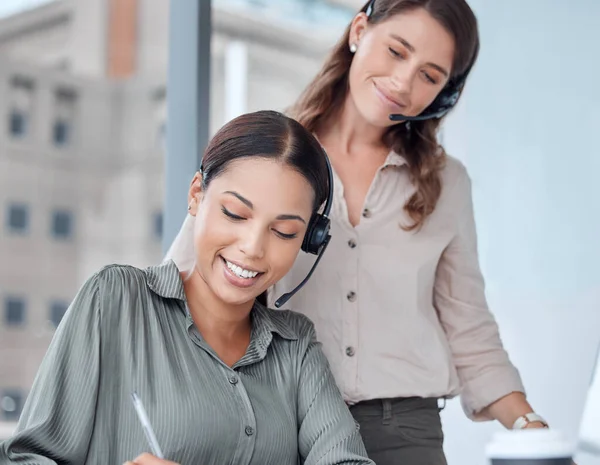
[485,429,575,465]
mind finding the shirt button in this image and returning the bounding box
[245,426,254,436]
[347,291,356,302]
[348,239,357,249]
[362,208,371,218]
[229,375,238,385]
[345,346,355,357]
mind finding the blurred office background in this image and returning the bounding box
[0,1,598,464]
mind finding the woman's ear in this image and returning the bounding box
[187,171,203,216]
[349,12,369,50]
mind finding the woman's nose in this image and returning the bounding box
[237,225,266,260]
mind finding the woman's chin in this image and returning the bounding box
[358,107,399,129]
[213,285,264,307]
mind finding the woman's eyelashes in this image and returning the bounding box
[221,206,245,221]
[388,46,439,85]
[221,206,299,240]
[422,71,437,84]
[275,231,297,240]
[388,47,405,60]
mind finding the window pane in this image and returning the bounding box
[4,298,26,326]
[9,111,27,137]
[49,301,69,328]
[53,87,77,147]
[53,120,69,146]
[8,76,34,139]
[153,211,163,241]
[6,204,29,233]
[51,210,73,239]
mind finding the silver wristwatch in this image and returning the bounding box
[512,412,549,430]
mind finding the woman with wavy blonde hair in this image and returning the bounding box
[271,0,550,463]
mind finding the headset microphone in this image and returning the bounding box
[273,235,331,309]
[389,112,443,122]
[274,149,334,309]
[388,79,463,123]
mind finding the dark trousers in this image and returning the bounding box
[350,397,447,465]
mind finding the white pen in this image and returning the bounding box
[131,391,165,459]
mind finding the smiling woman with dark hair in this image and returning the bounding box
[0,110,373,465]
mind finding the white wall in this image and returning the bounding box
[137,0,169,79]
[441,1,600,464]
[0,20,69,67]
[69,0,108,77]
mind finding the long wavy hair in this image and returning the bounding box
[289,0,479,230]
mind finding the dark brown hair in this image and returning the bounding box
[289,0,479,230]
[201,110,329,212]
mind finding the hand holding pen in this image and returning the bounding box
[124,452,180,465]
[127,392,180,465]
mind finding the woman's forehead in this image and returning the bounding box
[206,158,315,211]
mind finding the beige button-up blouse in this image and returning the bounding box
[269,152,525,420]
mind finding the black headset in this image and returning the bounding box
[300,154,333,255]
[388,64,475,122]
[360,0,477,123]
[274,149,333,308]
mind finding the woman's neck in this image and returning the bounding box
[318,94,387,156]
[182,269,252,365]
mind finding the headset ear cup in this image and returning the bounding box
[420,87,459,119]
[301,214,331,255]
[301,214,318,254]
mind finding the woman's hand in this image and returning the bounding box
[124,453,180,465]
